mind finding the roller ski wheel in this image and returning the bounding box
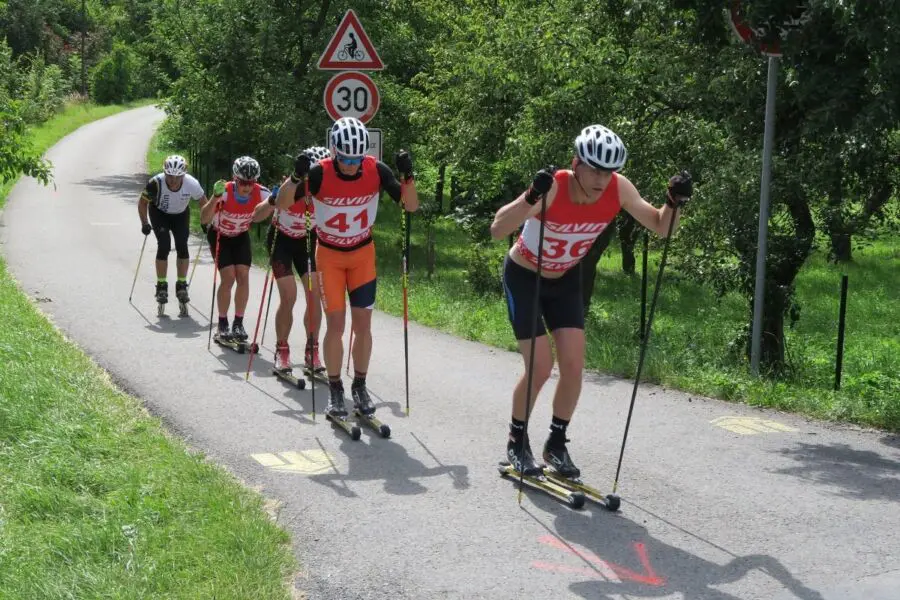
[273,368,306,390]
[178,301,189,318]
[498,462,585,510]
[157,303,166,317]
[213,333,247,354]
[541,468,621,512]
[326,412,361,440]
[249,342,260,354]
[353,410,391,438]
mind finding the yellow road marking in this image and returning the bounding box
[711,416,798,435]
[251,450,336,474]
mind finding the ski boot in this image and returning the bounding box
[175,281,189,317]
[274,341,292,372]
[155,281,168,316]
[506,435,542,477]
[351,384,376,416]
[231,320,248,341]
[326,384,349,418]
[543,437,581,479]
[305,339,324,373]
[216,318,231,341]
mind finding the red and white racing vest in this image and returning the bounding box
[215,182,266,237]
[514,170,621,273]
[276,196,316,239]
[312,157,380,248]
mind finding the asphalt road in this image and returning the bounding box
[3,105,899,599]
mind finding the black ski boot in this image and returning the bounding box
[231,321,248,341]
[155,281,168,304]
[217,318,230,340]
[351,384,376,416]
[327,384,348,418]
[506,435,542,477]
[543,438,581,479]
[175,281,190,303]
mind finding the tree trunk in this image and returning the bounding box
[426,223,436,278]
[829,231,852,262]
[435,163,446,215]
[745,186,815,375]
[617,212,639,274]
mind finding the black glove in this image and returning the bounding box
[524,169,554,206]
[201,223,208,234]
[395,150,414,180]
[666,170,693,208]
[141,223,152,236]
[290,153,311,183]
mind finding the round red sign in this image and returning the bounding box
[323,71,380,124]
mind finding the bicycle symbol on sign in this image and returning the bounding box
[338,33,364,61]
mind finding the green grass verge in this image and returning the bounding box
[0,101,296,599]
[148,125,900,431]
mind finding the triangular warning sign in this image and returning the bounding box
[317,9,385,71]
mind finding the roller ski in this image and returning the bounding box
[541,440,620,511]
[351,384,390,438]
[272,342,305,389]
[498,437,585,509]
[213,320,257,354]
[155,281,168,317]
[325,384,361,441]
[175,281,190,318]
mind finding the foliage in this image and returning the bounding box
[90,41,137,104]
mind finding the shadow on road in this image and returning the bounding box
[307,430,470,499]
[519,498,823,600]
[77,173,148,201]
[771,442,900,502]
[881,434,900,450]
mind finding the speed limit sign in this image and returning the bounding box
[323,71,380,123]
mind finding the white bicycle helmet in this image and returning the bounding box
[232,156,261,181]
[163,155,187,176]
[304,146,331,162]
[574,125,627,171]
[330,117,369,158]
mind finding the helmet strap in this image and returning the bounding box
[571,158,590,202]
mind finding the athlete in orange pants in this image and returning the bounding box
[276,117,418,417]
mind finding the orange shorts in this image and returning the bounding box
[316,242,377,314]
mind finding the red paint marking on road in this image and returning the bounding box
[538,535,666,587]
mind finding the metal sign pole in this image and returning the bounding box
[750,54,779,375]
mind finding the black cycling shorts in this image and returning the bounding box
[266,226,317,280]
[207,228,252,269]
[149,204,190,260]
[502,255,585,340]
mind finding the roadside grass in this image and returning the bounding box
[0,101,297,599]
[147,126,900,431]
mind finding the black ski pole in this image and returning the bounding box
[401,206,411,415]
[612,204,680,494]
[518,190,548,505]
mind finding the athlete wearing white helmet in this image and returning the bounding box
[200,155,272,341]
[274,119,419,419]
[490,124,694,479]
[138,155,208,310]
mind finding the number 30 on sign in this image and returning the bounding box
[323,71,380,123]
